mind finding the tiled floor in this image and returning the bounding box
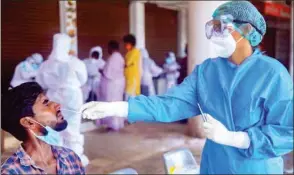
[83,122,205,174]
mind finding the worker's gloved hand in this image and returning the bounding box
[80,101,128,120]
[203,114,250,149]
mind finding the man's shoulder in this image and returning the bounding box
[52,146,80,160]
[82,58,90,63]
[1,153,20,174]
[112,52,123,58]
[71,56,84,63]
[133,48,141,52]
[52,145,76,154]
[134,48,141,55]
[70,57,87,70]
[256,54,289,73]
[51,146,85,173]
[128,48,141,55]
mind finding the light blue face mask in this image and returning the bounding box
[166,58,173,64]
[29,119,63,147]
[31,63,40,70]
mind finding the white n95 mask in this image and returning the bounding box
[209,33,243,58]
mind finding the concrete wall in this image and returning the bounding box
[77,1,130,59]
[1,0,60,91]
[145,3,178,65]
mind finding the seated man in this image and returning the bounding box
[1,82,85,174]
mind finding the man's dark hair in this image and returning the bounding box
[108,40,119,50]
[91,51,100,59]
[1,82,43,141]
[123,34,136,46]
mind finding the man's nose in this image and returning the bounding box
[52,102,61,110]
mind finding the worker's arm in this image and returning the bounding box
[238,69,293,159]
[150,60,163,77]
[81,67,200,123]
[98,59,106,70]
[128,67,200,123]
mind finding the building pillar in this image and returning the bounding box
[177,8,187,58]
[59,0,78,56]
[187,1,227,138]
[129,1,145,49]
[187,1,228,73]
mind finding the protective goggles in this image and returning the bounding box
[205,15,263,40]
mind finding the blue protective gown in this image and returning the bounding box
[127,50,293,174]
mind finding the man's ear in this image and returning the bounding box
[20,117,34,129]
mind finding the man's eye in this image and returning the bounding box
[43,99,49,105]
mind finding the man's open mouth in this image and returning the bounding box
[57,110,64,120]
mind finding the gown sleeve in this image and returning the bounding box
[239,68,293,159]
[150,60,163,77]
[128,67,200,123]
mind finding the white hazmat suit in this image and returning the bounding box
[36,33,89,166]
[140,48,163,96]
[10,53,43,88]
[82,46,105,102]
[163,52,180,89]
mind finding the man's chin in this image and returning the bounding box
[54,120,68,132]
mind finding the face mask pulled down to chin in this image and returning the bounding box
[29,118,67,147]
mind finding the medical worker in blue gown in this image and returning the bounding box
[81,1,293,174]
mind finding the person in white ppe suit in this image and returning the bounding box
[163,52,180,90]
[140,48,163,96]
[82,46,105,102]
[36,33,89,166]
[10,53,43,88]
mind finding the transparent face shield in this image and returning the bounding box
[205,14,262,45]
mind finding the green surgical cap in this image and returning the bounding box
[212,1,266,47]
